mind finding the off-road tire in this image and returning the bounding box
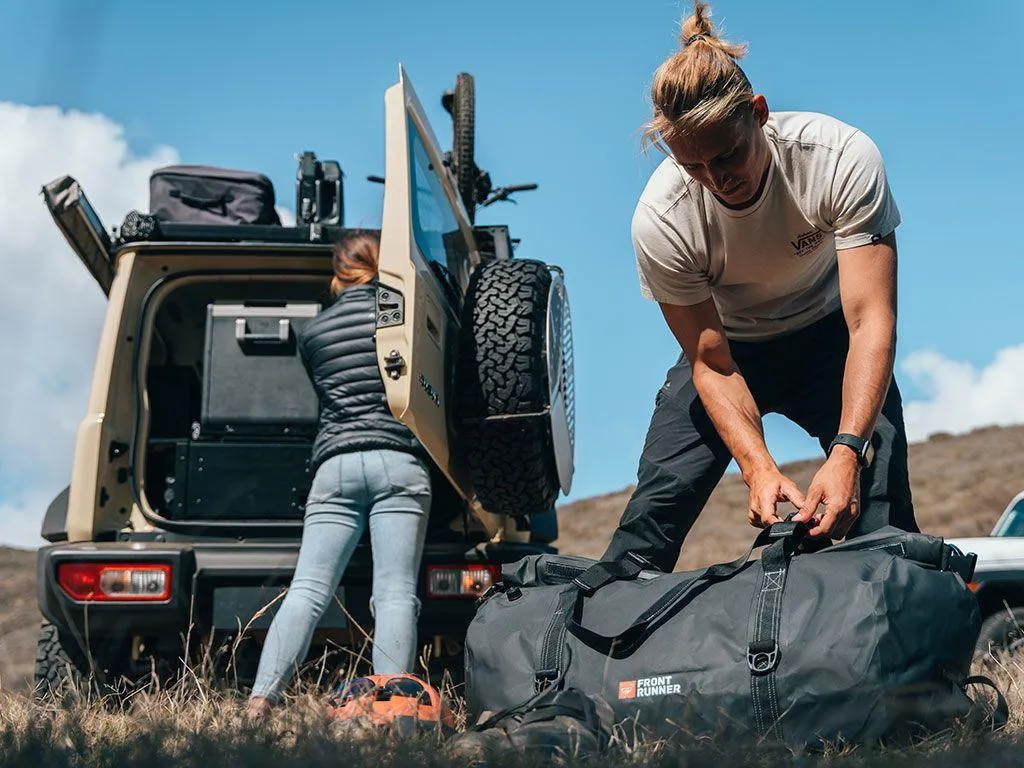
[34,620,139,702]
[34,619,95,700]
[453,72,476,222]
[976,608,1024,657]
[457,259,559,518]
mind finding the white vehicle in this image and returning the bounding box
[947,491,1024,655]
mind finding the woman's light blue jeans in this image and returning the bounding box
[249,449,431,702]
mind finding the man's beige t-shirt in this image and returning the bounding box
[633,111,901,341]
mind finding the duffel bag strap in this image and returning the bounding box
[964,675,1010,731]
[572,556,646,596]
[747,524,808,742]
[535,588,578,691]
[535,554,649,689]
[559,523,801,660]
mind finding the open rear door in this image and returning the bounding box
[376,66,481,507]
[41,175,116,296]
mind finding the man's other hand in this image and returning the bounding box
[747,468,807,529]
[793,449,861,538]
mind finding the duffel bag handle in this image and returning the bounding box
[169,189,233,211]
[564,521,808,657]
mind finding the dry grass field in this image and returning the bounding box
[0,424,1021,766]
[0,655,1019,767]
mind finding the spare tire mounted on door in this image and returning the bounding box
[456,258,575,518]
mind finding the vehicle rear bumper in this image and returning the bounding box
[36,539,551,641]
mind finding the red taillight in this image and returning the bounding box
[56,563,172,602]
[426,564,501,598]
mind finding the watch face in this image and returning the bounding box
[863,440,875,468]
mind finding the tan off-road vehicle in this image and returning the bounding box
[34,68,575,694]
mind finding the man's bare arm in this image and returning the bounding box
[793,232,899,538]
[835,232,899,441]
[659,300,805,525]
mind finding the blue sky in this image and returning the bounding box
[1,0,1022,546]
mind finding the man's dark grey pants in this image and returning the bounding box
[603,310,919,573]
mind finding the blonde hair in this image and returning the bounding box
[330,232,379,297]
[642,1,753,152]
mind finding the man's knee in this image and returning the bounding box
[605,458,714,570]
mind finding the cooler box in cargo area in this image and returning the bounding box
[201,301,321,437]
[168,301,322,521]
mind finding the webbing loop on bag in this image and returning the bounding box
[747,641,779,675]
[748,522,808,741]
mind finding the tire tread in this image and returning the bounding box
[457,259,559,517]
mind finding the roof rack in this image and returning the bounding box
[115,211,376,249]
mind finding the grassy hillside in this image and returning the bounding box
[556,424,1024,571]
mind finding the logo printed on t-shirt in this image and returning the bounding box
[790,228,825,257]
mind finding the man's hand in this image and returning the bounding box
[793,448,861,538]
[747,467,807,529]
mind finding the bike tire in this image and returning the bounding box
[453,72,476,223]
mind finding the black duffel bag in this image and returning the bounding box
[465,522,1003,748]
[149,165,281,225]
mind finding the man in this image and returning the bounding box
[603,2,918,573]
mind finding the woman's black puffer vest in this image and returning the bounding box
[297,282,425,472]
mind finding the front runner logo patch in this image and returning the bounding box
[617,675,682,700]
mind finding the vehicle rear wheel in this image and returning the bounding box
[34,620,138,702]
[34,619,98,699]
[456,259,573,518]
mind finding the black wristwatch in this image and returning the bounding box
[828,433,873,468]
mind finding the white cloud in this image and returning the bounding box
[0,102,179,548]
[901,345,1024,442]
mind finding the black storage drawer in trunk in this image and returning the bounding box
[170,441,313,520]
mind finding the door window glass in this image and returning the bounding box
[408,115,468,306]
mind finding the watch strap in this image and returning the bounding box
[829,433,869,467]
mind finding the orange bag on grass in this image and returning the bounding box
[327,674,456,736]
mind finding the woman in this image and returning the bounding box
[603,0,915,571]
[247,233,432,717]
